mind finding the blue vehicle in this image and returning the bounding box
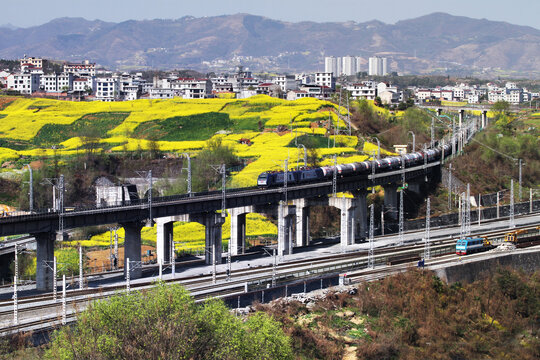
[456,237,490,255]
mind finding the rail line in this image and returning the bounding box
[0,223,538,335]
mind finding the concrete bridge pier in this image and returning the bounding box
[278,204,296,257]
[156,220,173,265]
[123,221,144,279]
[229,206,253,255]
[481,110,488,129]
[293,199,310,247]
[191,212,226,265]
[436,108,442,116]
[330,196,357,247]
[35,232,55,291]
[384,185,399,222]
[459,109,465,128]
[353,191,368,241]
[155,214,190,265]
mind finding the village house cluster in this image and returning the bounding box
[414,82,538,105]
[0,56,537,105]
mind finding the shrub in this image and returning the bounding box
[45,282,292,360]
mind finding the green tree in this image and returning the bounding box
[45,283,292,359]
[492,100,510,118]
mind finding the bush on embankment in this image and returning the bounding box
[45,282,293,360]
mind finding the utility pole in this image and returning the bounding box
[431,117,435,148]
[182,153,192,197]
[448,164,452,210]
[272,248,277,287]
[52,257,57,302]
[148,170,153,225]
[13,275,17,325]
[79,246,83,290]
[509,179,515,229]
[424,197,431,260]
[58,175,64,236]
[497,191,501,219]
[478,194,482,226]
[61,275,66,325]
[460,193,466,239]
[368,204,374,269]
[14,244,18,286]
[518,159,522,201]
[221,164,226,215]
[332,155,337,197]
[126,258,130,293]
[297,144,307,170]
[372,137,381,159]
[25,164,33,212]
[408,131,415,152]
[380,210,384,236]
[114,229,119,269]
[284,158,288,203]
[398,156,405,246]
[465,184,471,236]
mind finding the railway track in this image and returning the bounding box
[0,223,538,335]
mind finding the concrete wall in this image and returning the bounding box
[434,250,540,284]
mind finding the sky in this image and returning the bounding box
[2,0,539,30]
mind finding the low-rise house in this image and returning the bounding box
[314,72,335,90]
[95,77,119,101]
[149,87,176,99]
[347,82,376,100]
[64,61,96,77]
[170,78,212,99]
[286,90,309,101]
[6,72,40,94]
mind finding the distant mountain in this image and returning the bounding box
[0,13,538,76]
[0,23,18,30]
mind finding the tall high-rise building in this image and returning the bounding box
[355,57,362,74]
[368,57,388,76]
[324,56,341,76]
[326,56,365,76]
[341,56,357,76]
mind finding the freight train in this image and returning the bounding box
[257,144,453,187]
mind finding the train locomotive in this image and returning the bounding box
[455,237,493,255]
[257,143,453,188]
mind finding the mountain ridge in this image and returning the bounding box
[0,12,538,75]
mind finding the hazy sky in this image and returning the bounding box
[3,0,539,29]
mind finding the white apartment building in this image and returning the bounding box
[170,78,212,99]
[95,77,118,101]
[149,88,176,99]
[20,56,44,69]
[368,57,388,76]
[325,56,362,76]
[73,77,95,93]
[314,72,335,89]
[295,73,313,85]
[341,56,357,76]
[346,82,377,100]
[324,57,341,77]
[467,94,480,104]
[64,61,96,77]
[273,76,298,92]
[504,88,522,104]
[6,73,40,94]
[39,73,73,92]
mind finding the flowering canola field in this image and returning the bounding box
[0,95,383,251]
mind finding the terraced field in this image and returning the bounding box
[0,95,380,251]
